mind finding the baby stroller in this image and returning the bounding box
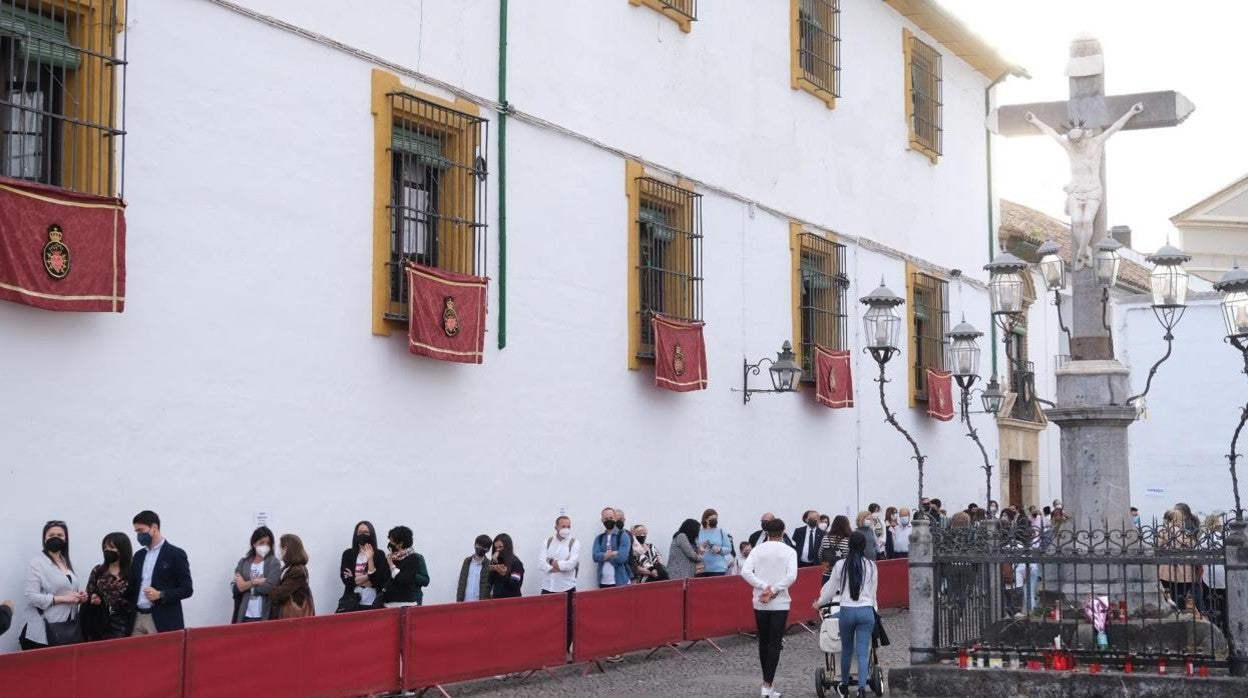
[813,604,885,697]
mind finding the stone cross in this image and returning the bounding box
[988,34,1194,360]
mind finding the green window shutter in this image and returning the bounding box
[0,5,81,71]
[391,128,452,168]
[639,205,675,243]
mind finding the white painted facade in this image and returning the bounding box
[0,0,1009,645]
[1170,174,1248,283]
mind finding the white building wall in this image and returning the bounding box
[0,0,1001,646]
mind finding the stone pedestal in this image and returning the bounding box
[908,518,936,664]
[1226,520,1248,676]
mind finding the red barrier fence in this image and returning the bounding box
[683,574,756,641]
[785,566,826,626]
[184,609,401,698]
[877,558,909,609]
[0,631,184,698]
[403,593,566,690]
[572,580,685,662]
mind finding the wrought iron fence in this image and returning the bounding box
[932,517,1232,671]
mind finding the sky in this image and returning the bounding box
[940,0,1246,254]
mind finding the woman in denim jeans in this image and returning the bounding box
[815,531,877,698]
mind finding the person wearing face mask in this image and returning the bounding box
[268,534,315,619]
[792,510,825,568]
[1131,506,1141,528]
[20,520,86,649]
[867,503,887,557]
[592,507,633,588]
[129,510,193,636]
[748,513,795,549]
[987,500,1000,518]
[382,526,430,608]
[540,516,580,656]
[667,519,704,580]
[457,535,493,602]
[697,508,734,577]
[631,524,666,583]
[337,520,391,613]
[489,534,525,599]
[231,526,281,623]
[890,509,913,559]
[83,532,133,640]
[883,507,899,558]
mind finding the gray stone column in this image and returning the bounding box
[984,518,1003,623]
[1227,519,1248,677]
[908,518,937,664]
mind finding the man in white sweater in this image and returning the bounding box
[741,518,799,698]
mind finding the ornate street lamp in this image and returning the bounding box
[1094,237,1124,331]
[981,375,1005,415]
[860,280,929,514]
[947,319,998,505]
[740,341,803,404]
[1127,244,1192,408]
[1036,240,1073,346]
[1215,265,1248,520]
[985,251,1029,368]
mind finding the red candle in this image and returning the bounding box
[1124,654,1134,674]
[1158,657,1167,675]
[1185,657,1194,677]
[1200,665,1209,678]
[1089,663,1102,674]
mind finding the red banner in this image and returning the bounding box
[403,595,566,689]
[815,346,853,408]
[0,631,183,698]
[0,177,126,312]
[785,566,826,626]
[684,574,756,640]
[877,558,909,609]
[184,610,400,698]
[573,581,685,662]
[926,368,955,421]
[652,314,708,392]
[405,263,488,364]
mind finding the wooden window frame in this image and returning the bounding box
[789,223,848,380]
[370,69,484,336]
[906,264,949,405]
[628,0,695,33]
[903,28,942,164]
[790,0,839,109]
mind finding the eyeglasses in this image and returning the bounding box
[45,520,66,528]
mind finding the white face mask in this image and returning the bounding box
[255,545,271,558]
[899,516,911,526]
[817,522,829,531]
[558,527,572,540]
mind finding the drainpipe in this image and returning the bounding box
[985,66,1030,376]
[497,0,510,349]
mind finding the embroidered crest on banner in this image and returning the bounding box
[673,344,686,376]
[828,364,838,392]
[441,296,460,337]
[42,225,70,280]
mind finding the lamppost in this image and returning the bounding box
[947,319,1004,504]
[1214,265,1248,520]
[1036,240,1073,347]
[739,340,803,404]
[860,280,929,515]
[1093,237,1124,331]
[1126,244,1192,407]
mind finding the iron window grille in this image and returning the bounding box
[907,34,943,157]
[797,0,840,98]
[656,0,696,23]
[384,92,488,323]
[1009,361,1038,422]
[636,176,702,359]
[912,271,949,401]
[0,0,126,197]
[797,232,848,379]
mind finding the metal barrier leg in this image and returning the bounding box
[415,687,451,698]
[644,643,685,660]
[683,637,724,653]
[580,659,606,676]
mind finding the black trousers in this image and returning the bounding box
[541,588,575,652]
[754,609,788,684]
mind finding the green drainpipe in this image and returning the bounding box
[497,0,509,349]
[985,66,1030,378]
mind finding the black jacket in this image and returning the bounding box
[339,548,391,607]
[747,529,795,550]
[488,555,525,599]
[382,553,430,605]
[792,525,826,567]
[0,604,11,635]
[128,541,194,633]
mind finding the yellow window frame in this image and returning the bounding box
[906,263,949,405]
[903,28,941,164]
[628,0,694,33]
[789,223,844,379]
[790,0,838,109]
[370,68,482,336]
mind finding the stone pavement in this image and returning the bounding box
[437,608,909,697]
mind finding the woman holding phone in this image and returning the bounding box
[488,533,524,599]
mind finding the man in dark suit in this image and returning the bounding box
[128,510,194,636]
[791,510,825,568]
[747,512,795,549]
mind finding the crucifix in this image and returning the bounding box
[989,34,1194,360]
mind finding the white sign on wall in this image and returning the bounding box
[1144,488,1165,498]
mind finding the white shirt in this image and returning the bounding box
[465,557,485,601]
[599,533,617,586]
[245,561,265,618]
[354,553,378,606]
[740,539,798,611]
[800,526,817,563]
[819,558,879,609]
[890,523,913,553]
[137,541,164,610]
[539,535,580,593]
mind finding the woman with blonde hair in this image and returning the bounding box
[1157,509,1197,612]
[269,534,315,618]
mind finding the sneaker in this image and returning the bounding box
[856,688,867,698]
[605,654,624,663]
[837,682,849,696]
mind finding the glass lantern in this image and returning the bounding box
[984,252,1029,316]
[1036,240,1067,292]
[1145,244,1192,308]
[769,341,802,391]
[946,320,983,379]
[980,375,1004,415]
[860,281,905,350]
[1215,266,1248,340]
[1093,238,1123,289]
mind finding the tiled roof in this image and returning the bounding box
[998,200,1150,294]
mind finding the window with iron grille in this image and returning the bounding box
[0,0,126,197]
[910,270,948,402]
[795,232,848,378]
[383,92,488,323]
[792,0,840,107]
[628,0,696,33]
[635,177,702,359]
[904,29,942,161]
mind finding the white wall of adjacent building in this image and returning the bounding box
[0,0,1005,646]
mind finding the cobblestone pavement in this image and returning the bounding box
[433,609,910,697]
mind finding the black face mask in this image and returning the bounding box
[44,538,66,554]
[355,534,373,548]
[760,520,768,529]
[102,549,119,564]
[474,545,488,556]
[388,543,399,552]
[636,535,647,544]
[603,520,616,530]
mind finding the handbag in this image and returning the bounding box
[281,591,316,619]
[335,593,361,614]
[694,560,706,575]
[40,606,82,646]
[652,562,670,581]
